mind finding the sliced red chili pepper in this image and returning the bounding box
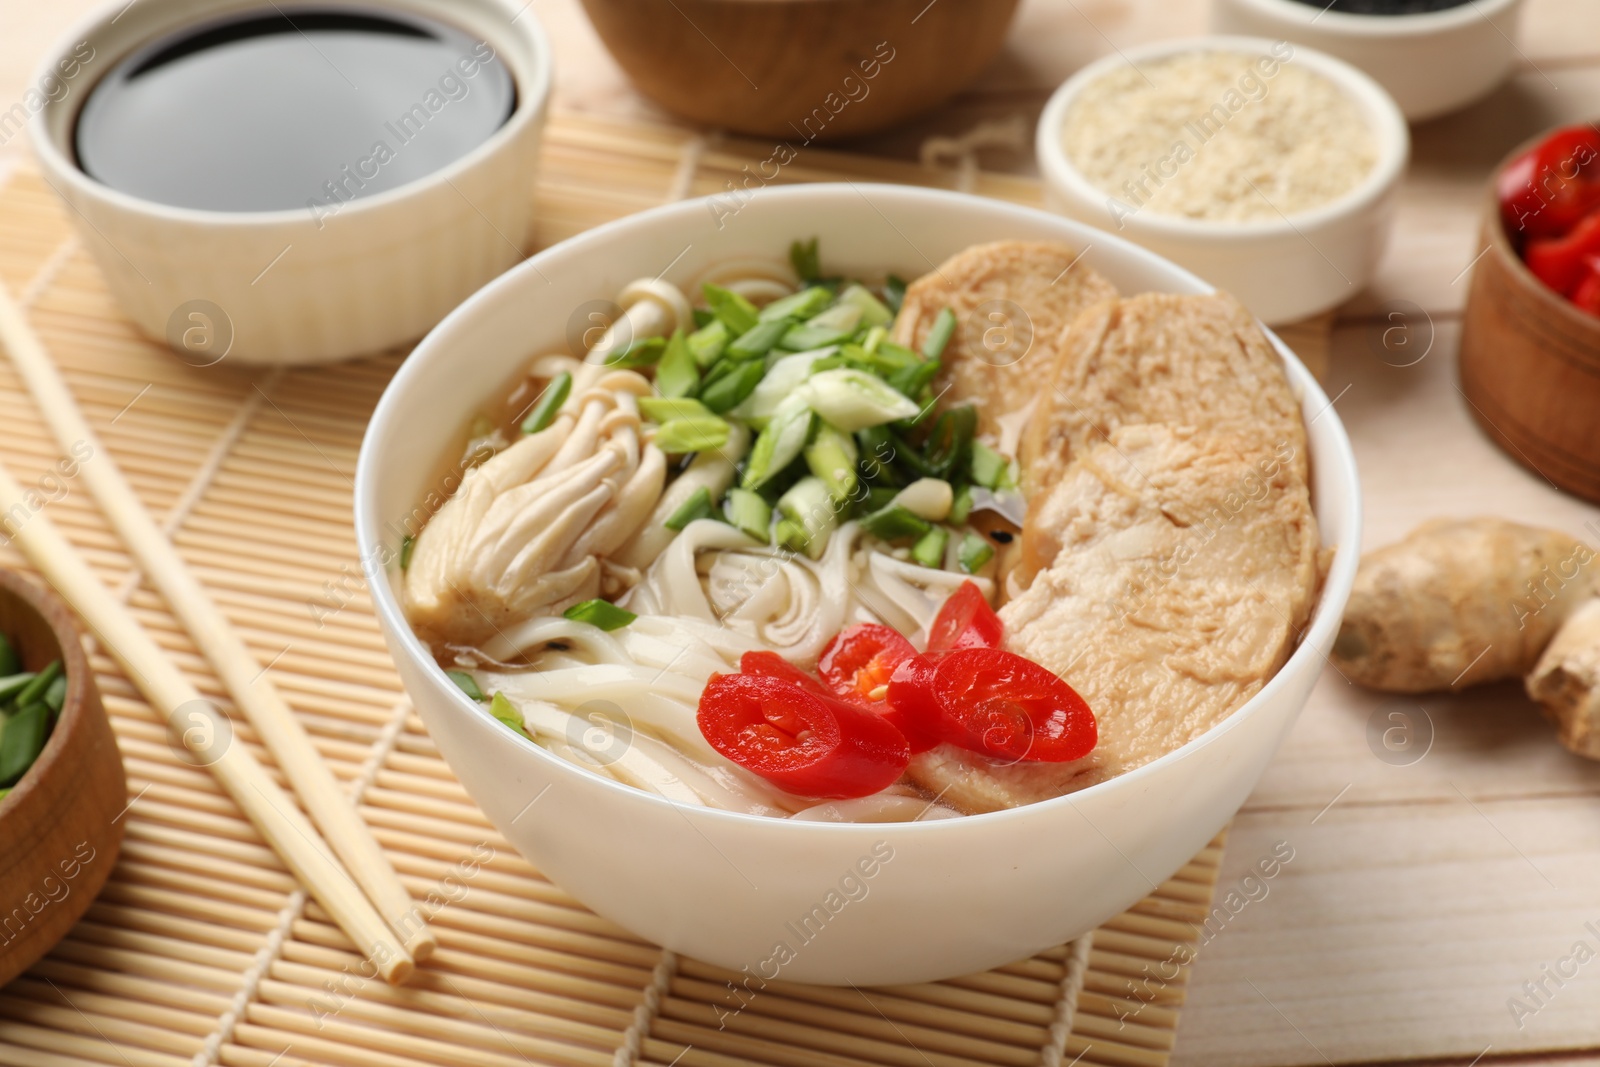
[883,654,945,754]
[932,649,1096,763]
[1572,258,1600,317]
[696,674,909,798]
[1501,126,1600,241]
[818,623,917,706]
[1526,210,1600,297]
[739,650,834,699]
[927,580,1004,653]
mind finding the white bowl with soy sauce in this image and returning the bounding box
[31,0,551,366]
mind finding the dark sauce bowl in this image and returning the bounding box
[30,0,552,366]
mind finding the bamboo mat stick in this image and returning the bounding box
[0,458,412,982]
[0,284,435,963]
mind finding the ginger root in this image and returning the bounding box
[1526,597,1600,760]
[1331,518,1594,693]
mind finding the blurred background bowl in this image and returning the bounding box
[1459,129,1600,504]
[1036,36,1408,325]
[577,0,1020,141]
[31,0,552,366]
[1210,0,1525,122]
[0,568,125,988]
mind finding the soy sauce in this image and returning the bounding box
[75,7,515,213]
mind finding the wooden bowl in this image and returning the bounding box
[0,568,125,988]
[577,0,1021,141]
[1459,135,1600,503]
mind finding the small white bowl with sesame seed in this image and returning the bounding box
[1036,35,1408,325]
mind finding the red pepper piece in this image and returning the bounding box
[818,623,917,706]
[696,674,909,798]
[739,649,834,699]
[926,580,1004,653]
[932,648,1097,763]
[1526,210,1600,297]
[1572,258,1600,317]
[883,654,945,754]
[1500,126,1600,241]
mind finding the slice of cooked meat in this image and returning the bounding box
[890,241,1118,441]
[909,424,1319,812]
[1016,291,1307,585]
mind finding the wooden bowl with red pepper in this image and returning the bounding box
[1460,123,1600,503]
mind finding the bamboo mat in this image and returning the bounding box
[0,109,1321,1067]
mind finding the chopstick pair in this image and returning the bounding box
[0,283,434,983]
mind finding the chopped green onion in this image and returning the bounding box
[855,427,902,486]
[866,485,899,511]
[489,691,526,735]
[727,318,791,360]
[948,484,974,525]
[0,703,48,786]
[798,368,919,432]
[743,395,814,490]
[729,349,832,428]
[809,302,863,332]
[563,599,637,631]
[0,672,35,705]
[688,319,730,367]
[759,286,831,323]
[921,307,957,360]
[699,359,766,414]
[655,330,700,399]
[859,505,932,542]
[603,336,666,368]
[780,323,850,352]
[399,534,416,572]
[521,371,572,434]
[43,673,67,714]
[970,442,1009,489]
[653,417,731,454]
[838,284,893,328]
[723,488,772,543]
[805,422,859,502]
[883,274,908,313]
[923,406,977,480]
[958,533,995,573]
[776,477,838,560]
[703,283,760,335]
[911,526,949,568]
[15,661,61,711]
[861,325,887,354]
[888,357,941,400]
[0,634,17,678]
[447,670,485,701]
[664,486,717,531]
[692,307,714,329]
[638,397,714,423]
[790,238,822,282]
[892,478,954,521]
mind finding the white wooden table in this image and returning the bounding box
[2,1,1598,1064]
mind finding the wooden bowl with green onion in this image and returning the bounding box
[577,0,1022,140]
[0,567,124,988]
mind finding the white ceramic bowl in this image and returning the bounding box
[1211,0,1525,121]
[356,183,1362,986]
[31,0,551,366]
[1036,35,1408,325]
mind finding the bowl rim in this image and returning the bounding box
[0,569,96,820]
[1217,0,1522,37]
[28,0,552,228]
[1035,34,1410,242]
[1479,125,1600,340]
[355,181,1364,836]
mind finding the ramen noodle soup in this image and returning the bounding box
[400,240,1321,821]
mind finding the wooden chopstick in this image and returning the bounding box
[0,458,414,982]
[0,284,435,967]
